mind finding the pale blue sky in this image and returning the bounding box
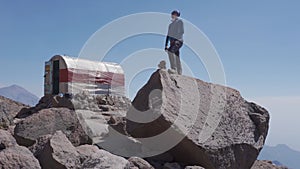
[0,1,299,150]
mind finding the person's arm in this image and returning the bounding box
[165,35,170,50]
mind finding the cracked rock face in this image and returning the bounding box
[36,131,81,169]
[0,129,41,169]
[0,96,27,129]
[126,70,270,169]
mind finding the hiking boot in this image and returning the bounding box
[168,69,177,74]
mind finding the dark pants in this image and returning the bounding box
[168,40,183,74]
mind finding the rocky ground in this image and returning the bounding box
[0,69,288,169]
[251,161,288,169]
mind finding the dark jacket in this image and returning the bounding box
[165,18,184,47]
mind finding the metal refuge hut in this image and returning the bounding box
[44,55,125,96]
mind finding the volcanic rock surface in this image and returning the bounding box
[0,69,271,169]
[126,70,270,169]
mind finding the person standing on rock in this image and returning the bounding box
[165,10,184,75]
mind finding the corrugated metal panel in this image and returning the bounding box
[60,55,124,74]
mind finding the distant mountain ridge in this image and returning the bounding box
[0,85,39,106]
[259,144,300,169]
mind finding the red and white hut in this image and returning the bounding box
[44,55,125,96]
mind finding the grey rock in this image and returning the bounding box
[158,60,167,69]
[0,95,26,129]
[126,70,270,169]
[185,166,206,169]
[29,134,52,157]
[77,145,152,169]
[95,123,144,159]
[76,144,101,162]
[128,156,154,169]
[14,107,92,147]
[0,129,16,149]
[184,166,205,169]
[51,95,74,109]
[16,95,73,118]
[81,149,130,169]
[72,92,131,112]
[75,109,110,144]
[37,131,81,169]
[0,129,41,169]
[0,145,41,169]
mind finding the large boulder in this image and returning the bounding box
[0,96,26,129]
[36,131,81,169]
[0,129,17,150]
[14,108,92,147]
[0,129,17,151]
[0,129,41,169]
[0,145,41,169]
[77,145,153,169]
[126,70,270,169]
[30,131,135,169]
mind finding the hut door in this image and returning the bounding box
[52,60,60,95]
[44,61,52,95]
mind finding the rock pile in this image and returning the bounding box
[0,129,41,169]
[72,92,131,112]
[0,69,273,169]
[16,93,131,118]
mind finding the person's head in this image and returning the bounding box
[171,10,180,20]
